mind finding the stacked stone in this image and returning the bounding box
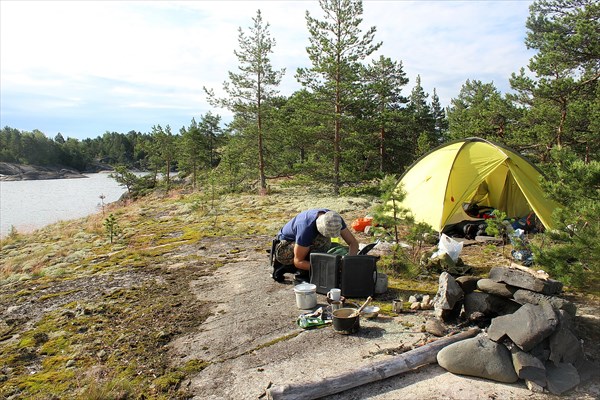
[407,294,433,310]
[433,268,595,395]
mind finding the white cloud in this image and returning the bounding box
[363,1,534,100]
[1,0,535,139]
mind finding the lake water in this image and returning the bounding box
[0,173,128,238]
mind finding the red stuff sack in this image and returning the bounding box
[351,217,373,232]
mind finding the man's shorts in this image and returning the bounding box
[275,234,331,265]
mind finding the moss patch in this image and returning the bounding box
[0,263,211,399]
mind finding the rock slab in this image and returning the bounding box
[487,302,558,352]
[477,278,517,298]
[511,346,546,387]
[425,319,446,337]
[546,362,580,395]
[512,289,576,317]
[489,267,562,295]
[455,275,479,294]
[463,292,521,318]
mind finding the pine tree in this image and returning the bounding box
[404,75,433,159]
[204,10,284,195]
[509,0,599,161]
[507,0,600,287]
[151,125,176,190]
[296,0,381,193]
[535,148,600,287]
[430,89,448,145]
[447,79,518,144]
[268,90,325,176]
[198,112,223,169]
[364,55,409,173]
[178,118,205,189]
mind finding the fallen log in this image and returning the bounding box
[267,327,480,400]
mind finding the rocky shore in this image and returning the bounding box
[0,162,110,181]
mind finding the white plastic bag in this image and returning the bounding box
[431,233,463,263]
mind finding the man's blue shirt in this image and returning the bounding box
[278,208,346,247]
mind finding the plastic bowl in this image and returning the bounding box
[361,305,380,319]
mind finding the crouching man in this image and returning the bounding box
[272,209,358,283]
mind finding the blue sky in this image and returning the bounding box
[0,0,535,141]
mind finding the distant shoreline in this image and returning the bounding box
[0,171,127,238]
[0,162,113,181]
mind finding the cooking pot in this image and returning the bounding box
[332,307,360,334]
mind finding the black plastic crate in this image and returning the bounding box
[340,255,377,298]
[309,253,377,297]
[309,253,340,295]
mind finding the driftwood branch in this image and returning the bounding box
[509,262,550,280]
[267,327,480,400]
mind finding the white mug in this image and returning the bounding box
[328,288,341,301]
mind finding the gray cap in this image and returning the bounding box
[316,211,343,238]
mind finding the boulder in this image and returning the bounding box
[437,335,518,383]
[545,362,580,395]
[455,275,479,294]
[529,339,551,363]
[489,267,562,295]
[548,311,584,366]
[433,272,464,320]
[477,278,517,298]
[420,294,433,310]
[487,302,558,352]
[510,346,546,387]
[512,289,577,317]
[463,292,521,318]
[575,358,600,383]
[526,380,546,393]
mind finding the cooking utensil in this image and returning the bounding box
[332,308,360,334]
[349,296,372,318]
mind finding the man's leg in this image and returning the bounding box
[272,240,296,282]
[290,234,331,284]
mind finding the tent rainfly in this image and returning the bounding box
[391,137,559,232]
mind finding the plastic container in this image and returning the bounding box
[309,253,341,295]
[294,283,317,309]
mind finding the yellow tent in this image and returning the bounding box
[392,137,558,232]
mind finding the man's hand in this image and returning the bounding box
[341,228,359,256]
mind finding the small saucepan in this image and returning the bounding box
[332,307,360,334]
